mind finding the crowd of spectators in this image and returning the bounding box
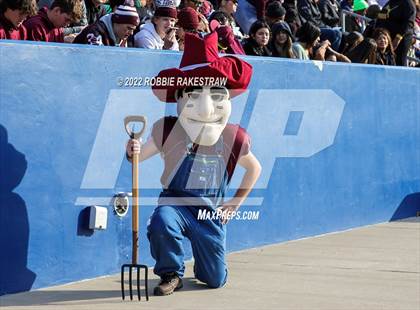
[0,0,419,66]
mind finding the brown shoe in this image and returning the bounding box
[154,272,183,296]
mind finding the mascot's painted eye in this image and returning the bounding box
[211,94,225,102]
[188,92,201,100]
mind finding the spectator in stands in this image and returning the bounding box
[340,0,358,31]
[73,0,139,46]
[213,0,243,38]
[0,0,37,40]
[324,45,352,61]
[283,0,302,34]
[352,0,369,32]
[344,37,377,63]
[372,27,396,65]
[136,0,155,23]
[270,20,296,57]
[353,0,368,14]
[104,0,125,12]
[297,0,342,50]
[242,20,272,56]
[365,3,380,19]
[24,0,83,42]
[177,7,200,50]
[292,21,330,59]
[36,0,87,38]
[362,4,381,37]
[414,2,420,59]
[340,30,363,53]
[83,0,107,25]
[265,1,286,27]
[235,0,267,34]
[319,0,341,27]
[340,0,353,11]
[134,6,179,50]
[64,1,108,42]
[376,0,416,66]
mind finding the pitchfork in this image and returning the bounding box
[121,115,149,301]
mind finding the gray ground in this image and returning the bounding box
[1,217,419,310]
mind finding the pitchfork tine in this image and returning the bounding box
[137,267,141,300]
[121,266,125,300]
[129,266,133,300]
[145,266,149,300]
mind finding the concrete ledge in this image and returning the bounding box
[1,218,419,310]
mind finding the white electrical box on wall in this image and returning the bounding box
[89,206,108,230]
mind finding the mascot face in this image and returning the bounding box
[177,86,231,146]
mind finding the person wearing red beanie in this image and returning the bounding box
[134,5,179,50]
[176,7,200,50]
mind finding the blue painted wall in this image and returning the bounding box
[0,41,419,295]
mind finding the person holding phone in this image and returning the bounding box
[134,5,179,50]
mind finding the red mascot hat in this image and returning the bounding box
[152,32,253,103]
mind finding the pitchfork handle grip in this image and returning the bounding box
[124,116,147,140]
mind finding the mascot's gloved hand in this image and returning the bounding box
[126,138,141,159]
[210,21,245,55]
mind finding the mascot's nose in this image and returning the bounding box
[197,95,214,119]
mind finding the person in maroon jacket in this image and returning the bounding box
[0,0,37,40]
[23,0,83,42]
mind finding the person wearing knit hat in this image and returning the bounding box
[176,7,200,50]
[74,0,139,46]
[126,32,261,296]
[178,7,200,30]
[133,5,179,50]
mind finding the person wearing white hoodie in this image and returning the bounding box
[134,6,179,50]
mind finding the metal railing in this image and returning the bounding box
[340,10,372,33]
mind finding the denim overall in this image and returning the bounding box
[147,138,229,288]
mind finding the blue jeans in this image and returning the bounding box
[147,205,227,288]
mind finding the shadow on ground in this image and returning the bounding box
[0,277,210,307]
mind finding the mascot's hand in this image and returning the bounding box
[218,201,240,225]
[126,138,141,158]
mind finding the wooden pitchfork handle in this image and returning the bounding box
[124,116,147,265]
